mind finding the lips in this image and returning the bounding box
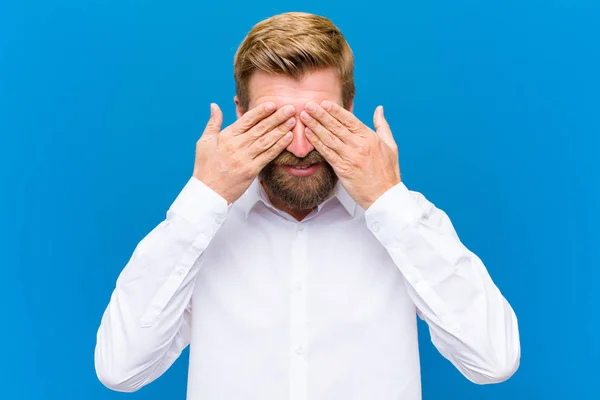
[281,163,321,177]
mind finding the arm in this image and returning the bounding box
[95,101,296,392]
[365,183,520,384]
[94,177,228,392]
[300,100,520,383]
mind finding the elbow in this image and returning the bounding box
[480,354,520,384]
[465,345,521,385]
[96,368,139,393]
[94,344,147,393]
[95,358,141,393]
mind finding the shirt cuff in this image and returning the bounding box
[364,182,425,246]
[169,177,230,227]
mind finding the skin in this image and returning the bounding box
[235,69,347,220]
[301,99,402,209]
[237,69,350,159]
[193,67,401,221]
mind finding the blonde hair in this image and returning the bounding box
[234,12,355,112]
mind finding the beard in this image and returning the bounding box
[259,150,338,211]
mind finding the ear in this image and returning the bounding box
[348,98,354,113]
[234,95,243,119]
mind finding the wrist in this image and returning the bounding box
[362,180,401,210]
[192,175,234,205]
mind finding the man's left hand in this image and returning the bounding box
[301,101,401,210]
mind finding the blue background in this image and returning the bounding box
[2,1,598,399]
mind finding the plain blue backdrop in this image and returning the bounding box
[2,1,598,399]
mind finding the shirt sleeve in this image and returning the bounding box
[364,182,521,384]
[94,177,229,392]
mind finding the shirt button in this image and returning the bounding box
[296,283,303,291]
[214,213,225,224]
[177,268,186,276]
[371,221,380,232]
[297,224,304,232]
[295,346,304,355]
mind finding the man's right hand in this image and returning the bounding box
[193,102,296,204]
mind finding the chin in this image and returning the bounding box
[260,163,337,211]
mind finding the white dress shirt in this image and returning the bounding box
[95,177,520,400]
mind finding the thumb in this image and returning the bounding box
[203,103,223,136]
[373,106,395,148]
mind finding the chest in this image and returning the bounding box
[192,209,411,329]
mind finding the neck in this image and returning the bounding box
[260,180,315,222]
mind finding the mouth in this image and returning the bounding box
[280,163,321,177]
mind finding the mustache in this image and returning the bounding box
[273,150,326,167]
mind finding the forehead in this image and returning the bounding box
[247,68,343,109]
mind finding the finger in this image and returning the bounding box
[242,104,296,141]
[305,126,344,167]
[248,117,296,157]
[233,102,277,135]
[202,103,223,137]
[252,131,294,170]
[300,110,347,155]
[320,100,363,133]
[304,102,353,144]
[373,106,397,150]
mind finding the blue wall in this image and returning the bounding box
[2,1,598,399]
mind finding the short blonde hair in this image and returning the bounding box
[234,12,355,112]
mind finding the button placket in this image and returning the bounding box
[289,223,308,400]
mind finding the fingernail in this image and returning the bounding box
[265,103,276,112]
[306,102,317,112]
[284,105,295,116]
[321,101,332,111]
[286,117,296,127]
[305,127,313,136]
[300,111,311,121]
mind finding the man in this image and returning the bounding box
[95,12,520,400]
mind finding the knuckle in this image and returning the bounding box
[344,117,360,131]
[241,165,255,179]
[352,151,365,165]
[278,123,291,134]
[322,134,336,148]
[348,121,360,131]
[256,135,271,150]
[269,141,285,157]
[339,161,352,175]
[239,116,257,132]
[321,144,334,157]
[265,148,278,159]
[356,145,370,156]
[235,121,248,133]
[254,121,268,136]
[332,121,343,133]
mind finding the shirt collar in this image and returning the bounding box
[240,178,357,219]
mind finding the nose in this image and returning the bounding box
[286,113,314,158]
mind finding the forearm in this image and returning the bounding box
[95,177,229,391]
[366,183,520,383]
